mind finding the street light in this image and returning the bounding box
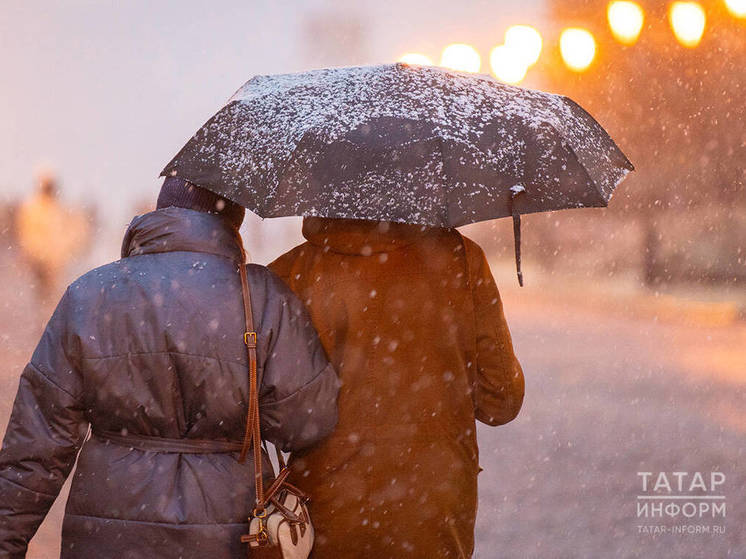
[669,2,706,47]
[489,45,528,84]
[559,28,597,72]
[440,43,481,72]
[724,0,746,17]
[607,1,645,45]
[504,25,543,66]
[399,53,433,66]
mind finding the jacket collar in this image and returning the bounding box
[302,217,440,255]
[121,207,244,262]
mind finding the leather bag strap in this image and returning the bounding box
[236,245,265,510]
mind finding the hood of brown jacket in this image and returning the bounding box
[301,217,446,255]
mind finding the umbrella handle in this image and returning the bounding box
[509,190,524,287]
[512,210,523,287]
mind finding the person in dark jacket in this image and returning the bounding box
[0,178,339,559]
[269,217,524,559]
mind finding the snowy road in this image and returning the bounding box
[475,284,745,558]
[2,251,744,558]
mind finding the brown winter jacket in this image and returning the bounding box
[269,217,525,558]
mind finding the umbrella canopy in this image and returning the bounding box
[162,63,632,225]
[161,63,634,284]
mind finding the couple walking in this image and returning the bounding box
[0,176,524,558]
[0,60,634,559]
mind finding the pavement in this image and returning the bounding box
[1,248,744,558]
[475,270,745,558]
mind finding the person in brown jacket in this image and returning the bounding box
[269,217,525,558]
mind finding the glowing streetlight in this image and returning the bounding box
[489,45,528,84]
[440,43,481,73]
[504,25,543,66]
[559,28,597,72]
[724,0,746,18]
[669,2,706,47]
[399,53,433,66]
[607,1,645,45]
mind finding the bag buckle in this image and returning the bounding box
[240,507,270,548]
[253,507,270,546]
[254,519,270,546]
[244,331,257,347]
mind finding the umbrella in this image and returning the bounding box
[162,63,634,285]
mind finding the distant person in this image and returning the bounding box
[270,217,525,558]
[14,173,90,302]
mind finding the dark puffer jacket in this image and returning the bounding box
[0,207,339,559]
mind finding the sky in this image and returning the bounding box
[0,0,545,261]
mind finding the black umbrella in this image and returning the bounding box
[162,63,633,285]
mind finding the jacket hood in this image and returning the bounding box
[301,217,442,255]
[121,207,244,262]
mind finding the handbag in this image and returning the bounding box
[236,258,314,559]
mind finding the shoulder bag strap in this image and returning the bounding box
[236,248,265,512]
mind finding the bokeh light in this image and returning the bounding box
[724,0,746,17]
[607,1,645,45]
[559,28,597,72]
[399,53,433,66]
[669,2,706,47]
[489,45,528,84]
[440,43,481,73]
[504,25,543,66]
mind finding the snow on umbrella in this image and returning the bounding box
[161,63,634,284]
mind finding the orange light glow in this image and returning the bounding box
[559,28,597,72]
[724,0,746,18]
[669,2,706,47]
[504,25,543,66]
[398,53,433,66]
[489,45,528,84]
[439,43,481,73]
[607,1,645,45]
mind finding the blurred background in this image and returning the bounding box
[1,1,744,557]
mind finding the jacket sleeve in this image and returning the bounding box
[257,272,339,453]
[0,289,88,558]
[463,237,525,426]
